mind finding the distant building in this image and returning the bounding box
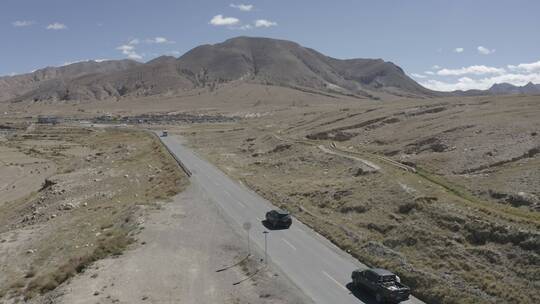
[37,116,61,125]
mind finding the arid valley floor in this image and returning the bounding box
[0,85,539,303]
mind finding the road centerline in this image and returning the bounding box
[322,270,348,291]
[282,238,297,251]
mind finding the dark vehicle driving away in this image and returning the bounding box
[265,209,292,229]
[352,268,410,303]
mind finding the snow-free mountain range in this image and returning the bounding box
[1,37,538,103]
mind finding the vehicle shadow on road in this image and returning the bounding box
[261,219,291,231]
[346,282,379,304]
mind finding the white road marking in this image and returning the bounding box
[322,271,348,291]
[231,197,245,207]
[282,238,297,251]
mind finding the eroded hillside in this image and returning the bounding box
[178,95,540,304]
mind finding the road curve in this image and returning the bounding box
[159,134,424,304]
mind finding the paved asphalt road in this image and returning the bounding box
[160,134,424,304]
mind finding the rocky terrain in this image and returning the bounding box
[1,35,539,304]
[0,124,187,302]
[175,93,540,304]
[0,37,438,104]
[0,60,140,102]
[0,122,313,304]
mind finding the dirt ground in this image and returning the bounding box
[0,125,187,302]
[173,94,540,304]
[0,122,311,304]
[1,87,539,303]
[34,182,311,304]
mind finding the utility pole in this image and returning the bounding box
[263,230,269,266]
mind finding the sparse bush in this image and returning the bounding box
[339,205,369,213]
[398,201,421,214]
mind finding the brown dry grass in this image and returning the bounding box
[0,125,187,301]
[176,95,540,304]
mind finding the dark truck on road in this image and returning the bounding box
[265,209,292,229]
[351,268,410,303]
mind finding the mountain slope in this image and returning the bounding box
[176,37,436,98]
[0,60,141,102]
[489,82,540,95]
[2,37,437,103]
[454,82,540,96]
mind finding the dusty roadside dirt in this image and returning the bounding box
[0,125,187,302]
[174,95,540,304]
[0,122,311,304]
[39,182,311,304]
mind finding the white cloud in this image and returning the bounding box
[12,20,34,27]
[62,59,109,66]
[116,44,142,60]
[210,15,240,26]
[419,59,540,91]
[436,65,506,76]
[117,45,134,52]
[46,22,67,30]
[116,36,175,60]
[411,73,427,79]
[146,37,175,44]
[154,37,168,44]
[477,46,495,55]
[237,24,253,30]
[431,65,441,70]
[421,73,540,91]
[508,60,540,73]
[230,3,254,11]
[166,51,182,56]
[255,19,277,28]
[454,47,464,53]
[126,53,142,60]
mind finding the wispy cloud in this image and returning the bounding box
[421,73,540,91]
[508,60,540,73]
[436,65,505,76]
[210,15,240,26]
[420,59,540,91]
[411,73,427,79]
[62,59,109,66]
[116,43,142,60]
[146,37,175,44]
[115,36,175,60]
[12,20,34,27]
[46,22,67,30]
[166,51,182,56]
[230,3,254,11]
[237,24,253,30]
[254,19,277,28]
[477,46,495,55]
[454,47,464,53]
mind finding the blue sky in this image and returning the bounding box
[2,0,540,91]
